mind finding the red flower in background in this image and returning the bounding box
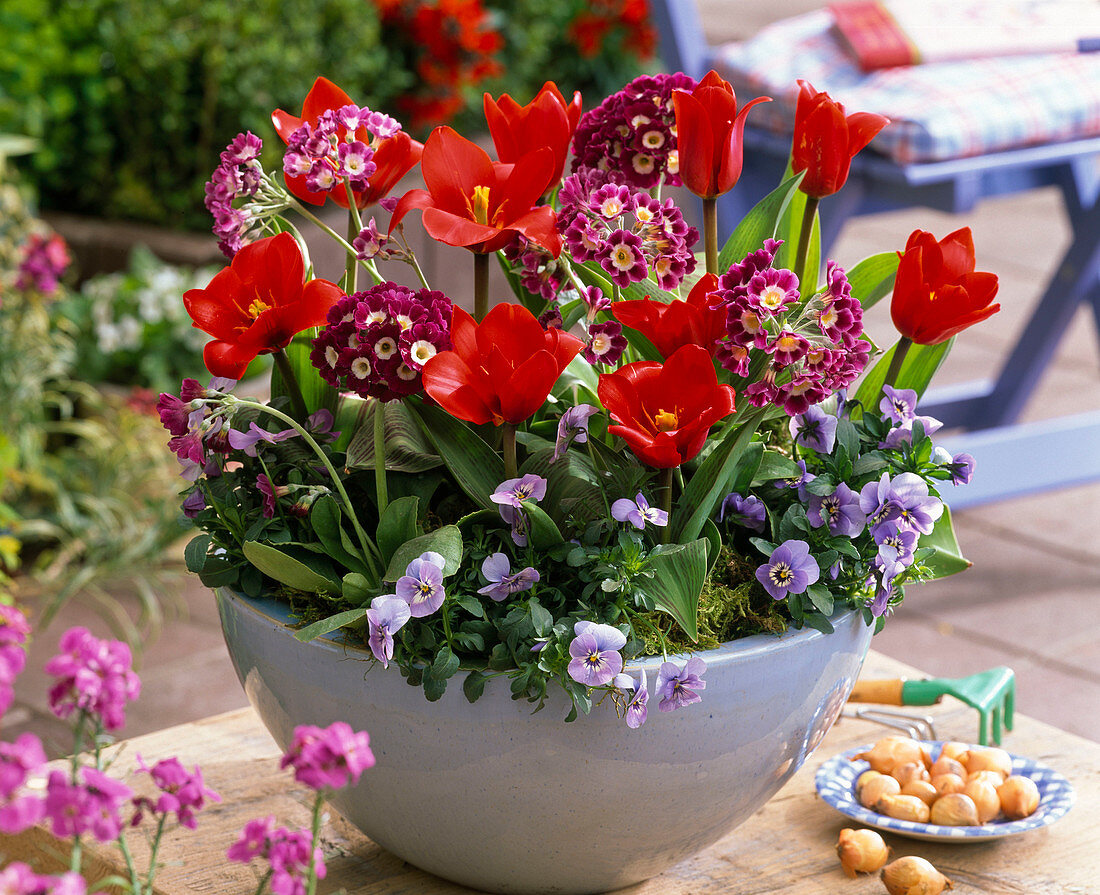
[673,71,770,200]
[598,344,736,468]
[568,0,656,60]
[390,126,561,255]
[891,227,1000,345]
[183,233,343,379]
[613,273,726,359]
[422,303,583,425]
[791,80,889,199]
[272,77,423,210]
[484,82,582,193]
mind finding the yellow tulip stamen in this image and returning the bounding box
[654,409,679,432]
[471,185,492,226]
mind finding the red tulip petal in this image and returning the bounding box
[508,205,562,257]
[477,303,550,366]
[498,147,556,221]
[388,188,435,234]
[360,133,423,206]
[283,171,329,207]
[184,267,248,339]
[597,367,650,430]
[204,339,258,380]
[448,306,480,364]
[484,94,520,163]
[718,96,770,195]
[500,350,559,423]
[272,110,305,144]
[421,127,495,215]
[233,233,304,303]
[657,344,718,412]
[301,77,354,125]
[545,326,585,370]
[609,424,683,468]
[846,111,890,157]
[421,206,504,248]
[421,352,497,425]
[938,227,977,280]
[673,89,715,198]
[613,298,665,338]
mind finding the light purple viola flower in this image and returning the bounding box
[868,572,897,618]
[655,656,707,712]
[859,472,903,540]
[395,552,446,617]
[874,523,919,564]
[495,504,531,548]
[879,384,918,424]
[880,414,943,450]
[717,492,766,531]
[890,472,944,535]
[789,404,837,454]
[490,474,548,509]
[366,595,411,668]
[947,451,975,486]
[477,553,539,602]
[807,482,865,537]
[614,669,649,729]
[611,492,667,530]
[567,621,627,687]
[775,459,816,502]
[554,404,599,461]
[755,540,820,601]
[228,422,297,457]
[181,489,206,519]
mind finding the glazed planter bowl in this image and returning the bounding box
[217,588,873,895]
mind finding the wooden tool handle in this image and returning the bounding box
[847,678,906,705]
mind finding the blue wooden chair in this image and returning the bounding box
[649,0,1100,507]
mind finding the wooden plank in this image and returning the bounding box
[8,651,1099,893]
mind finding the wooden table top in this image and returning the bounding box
[9,650,1098,894]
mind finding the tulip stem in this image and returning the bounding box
[473,251,490,321]
[794,196,819,293]
[659,466,675,544]
[881,336,912,393]
[703,197,719,275]
[373,398,389,516]
[503,422,519,480]
[272,347,309,422]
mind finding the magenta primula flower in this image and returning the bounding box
[366,595,411,667]
[44,627,141,731]
[280,722,375,791]
[656,656,707,712]
[755,540,820,601]
[567,621,627,687]
[395,552,447,618]
[583,321,627,366]
[746,267,799,315]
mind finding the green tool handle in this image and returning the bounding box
[847,679,944,707]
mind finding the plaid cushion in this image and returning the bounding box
[711,9,1100,163]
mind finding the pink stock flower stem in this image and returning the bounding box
[306,792,325,895]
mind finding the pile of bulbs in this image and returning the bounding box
[853,735,1040,826]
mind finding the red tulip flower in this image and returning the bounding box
[598,344,737,469]
[612,273,726,359]
[272,76,423,209]
[183,233,343,379]
[484,81,582,194]
[421,303,583,425]
[390,126,562,256]
[791,80,889,199]
[672,71,770,199]
[891,227,1000,345]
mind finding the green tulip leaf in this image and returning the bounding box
[644,538,709,643]
[376,496,422,565]
[242,541,338,594]
[383,525,463,582]
[718,171,804,272]
[346,400,442,473]
[854,337,954,408]
[918,506,972,579]
[271,334,338,418]
[293,608,369,642]
[411,402,505,511]
[846,251,900,311]
[519,500,566,550]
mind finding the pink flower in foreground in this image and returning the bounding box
[44,627,140,731]
[279,722,375,791]
[133,756,220,829]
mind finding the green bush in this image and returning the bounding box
[0,0,393,228]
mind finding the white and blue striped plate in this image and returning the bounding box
[815,741,1075,842]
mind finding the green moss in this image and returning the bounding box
[636,547,789,656]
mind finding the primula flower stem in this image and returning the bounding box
[503,423,519,480]
[880,336,913,397]
[473,251,490,321]
[231,399,382,580]
[703,197,719,275]
[306,791,325,895]
[373,399,389,516]
[345,211,359,295]
[272,348,310,423]
[794,196,820,293]
[659,467,676,544]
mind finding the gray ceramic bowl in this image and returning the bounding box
[217,588,873,895]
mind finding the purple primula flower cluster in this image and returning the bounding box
[0,862,85,895]
[502,233,568,301]
[611,492,667,530]
[711,245,869,415]
[204,132,289,257]
[44,627,140,732]
[570,72,697,189]
[491,474,547,547]
[478,553,539,601]
[557,168,698,291]
[15,233,70,296]
[132,756,220,830]
[283,104,399,196]
[279,722,375,791]
[228,815,326,895]
[0,605,30,719]
[310,282,451,402]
